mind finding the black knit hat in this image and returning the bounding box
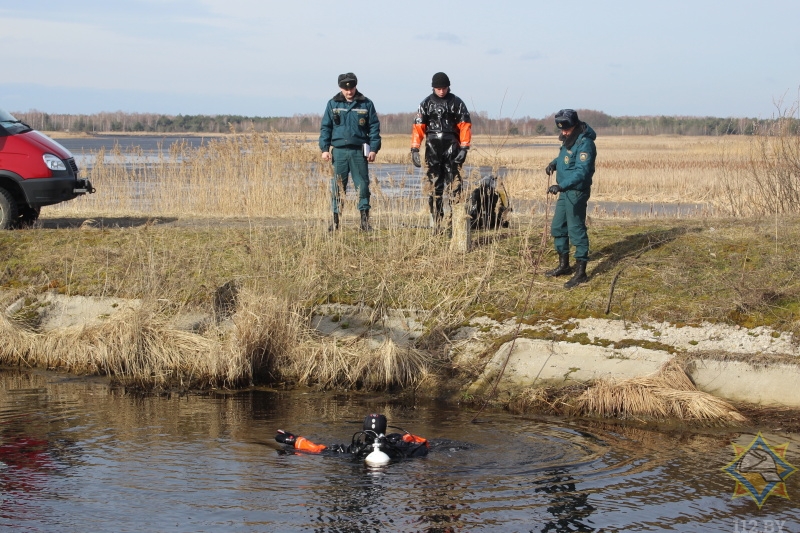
[338,72,357,89]
[555,109,580,130]
[431,72,450,88]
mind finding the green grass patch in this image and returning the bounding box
[1,216,799,341]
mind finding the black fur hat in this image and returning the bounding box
[338,72,357,89]
[555,109,580,130]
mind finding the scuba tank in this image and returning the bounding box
[362,413,390,466]
[365,440,391,466]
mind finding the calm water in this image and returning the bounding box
[1,368,797,532]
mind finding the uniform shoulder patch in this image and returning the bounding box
[579,152,589,162]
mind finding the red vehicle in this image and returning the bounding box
[0,108,94,229]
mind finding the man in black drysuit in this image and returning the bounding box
[411,72,472,234]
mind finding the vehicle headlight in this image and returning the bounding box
[43,153,67,171]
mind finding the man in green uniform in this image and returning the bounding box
[544,109,597,288]
[319,72,382,231]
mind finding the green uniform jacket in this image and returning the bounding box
[550,124,597,191]
[319,92,382,153]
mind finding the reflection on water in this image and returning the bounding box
[1,368,797,532]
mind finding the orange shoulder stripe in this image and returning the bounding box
[411,123,427,148]
[458,122,472,147]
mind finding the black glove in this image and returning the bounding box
[275,430,296,445]
[548,185,562,195]
[453,148,468,165]
[545,162,557,176]
[411,148,421,168]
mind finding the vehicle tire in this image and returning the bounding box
[18,206,41,228]
[0,187,19,230]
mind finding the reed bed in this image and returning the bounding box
[47,132,761,222]
[0,298,224,388]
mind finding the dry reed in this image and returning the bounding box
[286,336,436,391]
[0,283,441,391]
[568,360,747,425]
[47,132,761,222]
[508,360,748,426]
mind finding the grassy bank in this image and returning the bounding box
[1,132,799,425]
[1,214,798,390]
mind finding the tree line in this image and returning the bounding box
[12,108,794,136]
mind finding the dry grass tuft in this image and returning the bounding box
[508,360,748,426]
[285,335,437,391]
[568,360,747,425]
[0,288,292,389]
[221,288,309,385]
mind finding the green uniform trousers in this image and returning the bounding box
[551,189,590,262]
[330,146,370,214]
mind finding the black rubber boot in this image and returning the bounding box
[545,253,572,277]
[360,210,372,231]
[564,261,589,289]
[328,213,340,232]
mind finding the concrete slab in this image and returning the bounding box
[689,359,800,408]
[468,338,674,395]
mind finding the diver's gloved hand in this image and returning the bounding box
[275,429,296,445]
[411,148,421,168]
[453,148,468,165]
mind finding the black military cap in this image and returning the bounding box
[338,72,358,89]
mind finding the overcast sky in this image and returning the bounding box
[2,0,799,119]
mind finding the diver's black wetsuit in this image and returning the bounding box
[275,414,429,460]
[276,429,429,459]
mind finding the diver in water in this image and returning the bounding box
[275,413,429,462]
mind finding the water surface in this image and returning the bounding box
[0,368,797,532]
